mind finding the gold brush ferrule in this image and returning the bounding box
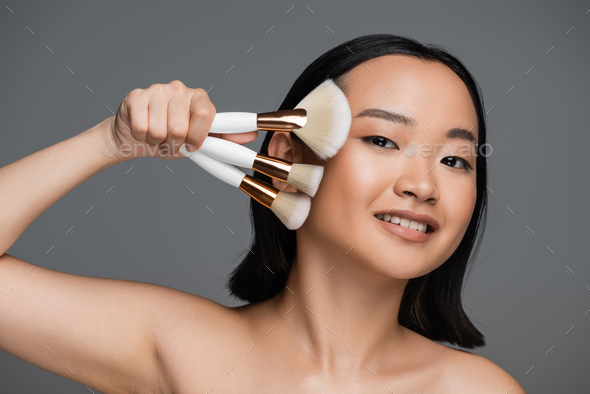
[252,154,292,181]
[239,175,279,209]
[256,108,307,131]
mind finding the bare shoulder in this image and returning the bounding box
[148,285,251,350]
[441,347,526,393]
[398,328,525,393]
[146,286,252,390]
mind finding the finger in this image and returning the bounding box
[209,130,260,145]
[146,88,169,146]
[185,89,216,151]
[161,91,191,157]
[126,89,149,142]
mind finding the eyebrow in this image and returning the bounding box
[354,108,477,144]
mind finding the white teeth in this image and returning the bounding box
[375,214,429,233]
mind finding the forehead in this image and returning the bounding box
[343,55,479,141]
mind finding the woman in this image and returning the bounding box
[0,34,525,393]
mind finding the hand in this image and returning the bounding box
[106,80,259,160]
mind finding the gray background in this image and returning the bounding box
[1,0,589,392]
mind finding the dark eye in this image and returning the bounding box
[362,136,398,149]
[441,156,473,171]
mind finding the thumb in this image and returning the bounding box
[209,130,259,145]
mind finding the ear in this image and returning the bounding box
[267,132,305,192]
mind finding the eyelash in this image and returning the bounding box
[361,135,474,172]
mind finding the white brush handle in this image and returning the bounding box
[179,145,246,188]
[209,112,257,133]
[198,136,257,168]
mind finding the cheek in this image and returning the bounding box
[302,147,384,243]
[457,182,477,229]
[317,147,386,209]
[441,178,477,252]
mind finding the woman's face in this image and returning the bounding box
[273,55,479,280]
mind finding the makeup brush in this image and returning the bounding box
[179,145,311,230]
[190,138,324,197]
[206,78,351,160]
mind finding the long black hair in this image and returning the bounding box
[226,34,488,349]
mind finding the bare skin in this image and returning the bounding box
[0,58,526,393]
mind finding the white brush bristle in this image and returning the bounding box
[294,79,352,160]
[287,164,324,197]
[270,191,311,230]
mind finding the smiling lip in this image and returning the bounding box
[376,217,434,242]
[374,209,440,232]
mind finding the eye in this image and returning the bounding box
[362,136,398,149]
[441,156,473,172]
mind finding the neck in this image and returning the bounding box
[271,230,410,373]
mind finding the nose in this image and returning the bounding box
[393,154,439,203]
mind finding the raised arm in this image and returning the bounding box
[0,80,258,393]
[0,116,125,256]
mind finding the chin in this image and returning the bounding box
[354,250,438,280]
